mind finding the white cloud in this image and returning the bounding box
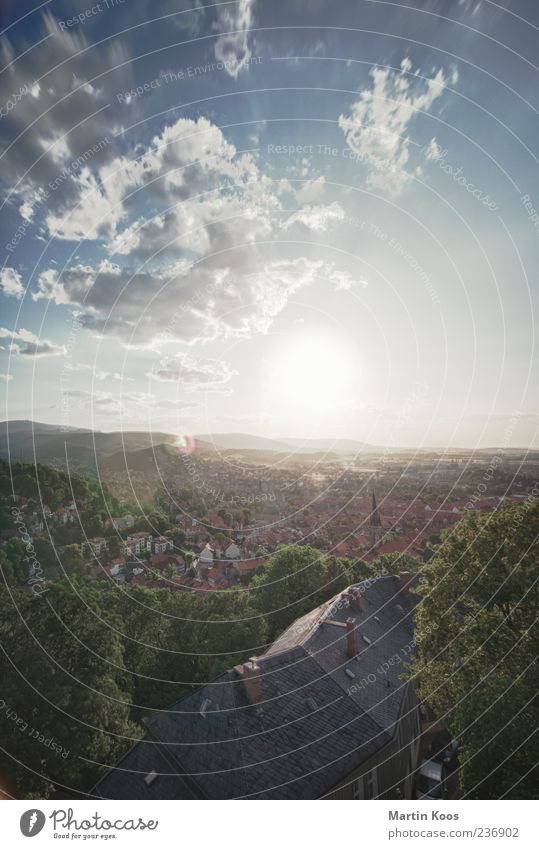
[45,116,263,242]
[339,59,454,194]
[283,201,345,232]
[295,176,326,203]
[0,12,131,217]
[214,0,254,78]
[148,351,237,391]
[0,326,66,357]
[0,267,24,299]
[27,111,360,351]
[32,253,356,349]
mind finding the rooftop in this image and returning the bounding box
[92,573,418,800]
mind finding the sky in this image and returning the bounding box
[0,0,537,448]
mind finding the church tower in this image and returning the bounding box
[367,490,384,548]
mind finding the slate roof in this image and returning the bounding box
[91,574,418,800]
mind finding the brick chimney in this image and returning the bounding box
[346,617,359,658]
[347,587,362,611]
[399,572,412,595]
[234,657,262,704]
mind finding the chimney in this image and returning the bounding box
[234,657,262,704]
[399,572,412,595]
[346,617,359,658]
[347,587,362,612]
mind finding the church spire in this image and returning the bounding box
[370,490,382,527]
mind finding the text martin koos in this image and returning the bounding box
[389,811,459,820]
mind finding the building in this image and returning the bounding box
[122,533,153,556]
[224,541,241,559]
[152,536,173,554]
[81,537,108,558]
[366,491,384,548]
[91,573,421,800]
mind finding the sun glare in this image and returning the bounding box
[266,331,359,421]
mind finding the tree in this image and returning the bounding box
[168,528,186,549]
[0,580,138,798]
[0,549,15,585]
[409,501,539,799]
[60,545,86,576]
[371,551,421,576]
[250,545,328,640]
[3,537,32,583]
[33,538,58,578]
[217,509,232,527]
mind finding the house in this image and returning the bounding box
[207,566,228,588]
[91,573,421,800]
[122,533,153,556]
[81,537,108,558]
[152,536,174,554]
[232,557,265,581]
[199,543,214,564]
[224,541,241,559]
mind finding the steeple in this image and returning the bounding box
[370,491,382,527]
[367,490,383,547]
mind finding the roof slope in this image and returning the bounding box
[92,574,417,800]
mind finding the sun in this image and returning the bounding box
[265,329,359,423]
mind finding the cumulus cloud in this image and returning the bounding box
[214,0,254,78]
[23,104,357,352]
[0,12,131,217]
[45,116,266,242]
[0,267,24,299]
[0,327,66,357]
[32,253,350,348]
[339,58,457,194]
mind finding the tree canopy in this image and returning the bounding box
[410,500,539,799]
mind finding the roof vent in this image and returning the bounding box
[344,667,355,679]
[200,698,211,717]
[144,770,158,786]
[306,697,318,711]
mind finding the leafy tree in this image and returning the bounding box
[371,551,421,576]
[60,545,86,576]
[33,538,58,578]
[3,537,32,583]
[0,580,138,798]
[409,501,539,799]
[251,545,327,640]
[0,549,15,585]
[168,528,186,549]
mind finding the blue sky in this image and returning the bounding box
[0,0,537,448]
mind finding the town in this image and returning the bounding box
[3,439,536,600]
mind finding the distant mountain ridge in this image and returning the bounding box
[0,420,178,469]
[196,432,382,455]
[0,422,534,470]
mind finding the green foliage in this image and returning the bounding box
[250,545,365,640]
[0,580,139,799]
[410,501,539,799]
[371,551,421,576]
